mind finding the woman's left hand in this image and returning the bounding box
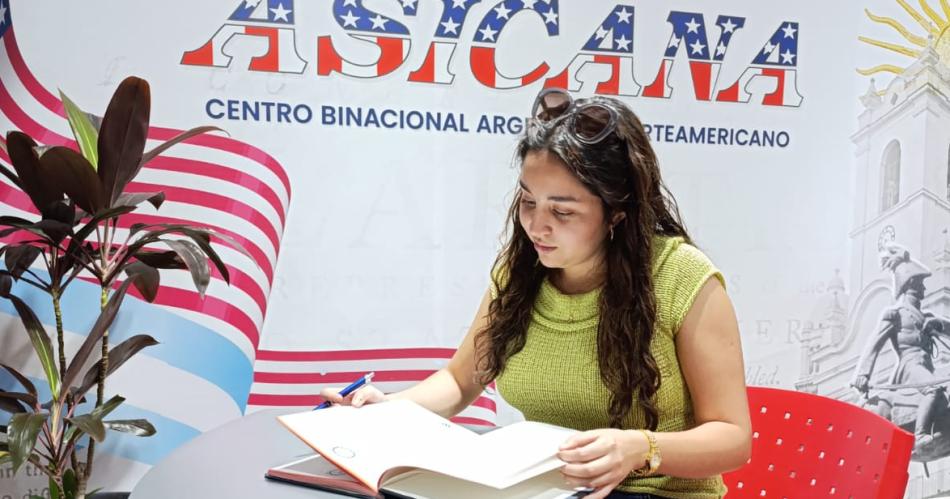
[557,429,646,499]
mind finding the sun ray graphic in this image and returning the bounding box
[858,0,950,76]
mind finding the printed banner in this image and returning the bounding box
[0,0,948,497]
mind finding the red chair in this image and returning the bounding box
[722,386,914,498]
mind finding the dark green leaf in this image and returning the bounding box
[0,389,36,409]
[0,162,21,189]
[0,215,36,228]
[104,418,156,437]
[123,261,159,302]
[6,132,63,216]
[208,229,254,263]
[189,232,230,283]
[67,205,137,256]
[63,468,78,499]
[60,278,137,400]
[48,478,61,499]
[0,273,12,297]
[59,90,100,169]
[3,295,59,396]
[77,335,158,397]
[65,395,124,443]
[0,389,27,414]
[115,191,165,210]
[140,126,224,167]
[0,363,36,398]
[3,245,42,280]
[161,239,209,296]
[133,250,185,269]
[7,412,46,473]
[97,77,150,205]
[66,413,104,442]
[39,146,104,214]
[34,219,72,245]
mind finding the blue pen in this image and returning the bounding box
[314,372,375,410]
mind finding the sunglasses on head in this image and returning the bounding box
[530,88,618,144]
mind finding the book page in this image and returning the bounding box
[277,400,479,490]
[382,468,585,499]
[467,421,578,488]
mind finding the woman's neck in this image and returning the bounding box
[551,261,606,295]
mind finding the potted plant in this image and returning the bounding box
[0,76,248,499]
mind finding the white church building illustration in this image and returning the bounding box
[794,11,950,496]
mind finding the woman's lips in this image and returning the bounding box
[533,242,556,254]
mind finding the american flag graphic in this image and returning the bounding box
[182,0,307,73]
[544,5,641,96]
[229,0,296,25]
[471,0,560,89]
[644,13,745,101]
[409,0,482,85]
[716,21,802,107]
[318,0,416,78]
[0,0,494,488]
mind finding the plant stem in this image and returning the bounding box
[82,286,110,484]
[52,289,67,382]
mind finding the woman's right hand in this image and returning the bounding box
[318,385,387,408]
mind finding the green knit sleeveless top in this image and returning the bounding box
[493,236,727,498]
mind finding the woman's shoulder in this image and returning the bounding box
[652,235,725,333]
[652,235,714,276]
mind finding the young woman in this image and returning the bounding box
[321,89,751,499]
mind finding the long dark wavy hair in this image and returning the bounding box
[475,95,693,430]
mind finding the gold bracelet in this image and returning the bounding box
[630,429,661,477]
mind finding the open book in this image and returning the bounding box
[266,399,587,498]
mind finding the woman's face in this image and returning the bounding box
[518,149,610,275]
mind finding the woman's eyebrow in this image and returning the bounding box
[519,181,580,202]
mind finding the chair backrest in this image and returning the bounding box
[722,386,914,499]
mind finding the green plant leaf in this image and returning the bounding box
[123,261,159,302]
[65,395,124,443]
[66,413,105,442]
[104,418,156,437]
[7,412,47,473]
[97,77,150,206]
[77,335,158,397]
[161,239,210,296]
[140,126,224,167]
[6,131,64,216]
[60,278,137,401]
[115,191,165,210]
[59,90,100,169]
[63,468,78,499]
[48,476,61,499]
[2,295,59,397]
[3,244,42,280]
[39,146,104,214]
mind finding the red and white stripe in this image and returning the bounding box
[0,27,291,359]
[247,348,498,426]
[470,46,550,89]
[544,54,642,97]
[182,24,307,74]
[408,41,458,84]
[716,67,803,107]
[317,35,411,78]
